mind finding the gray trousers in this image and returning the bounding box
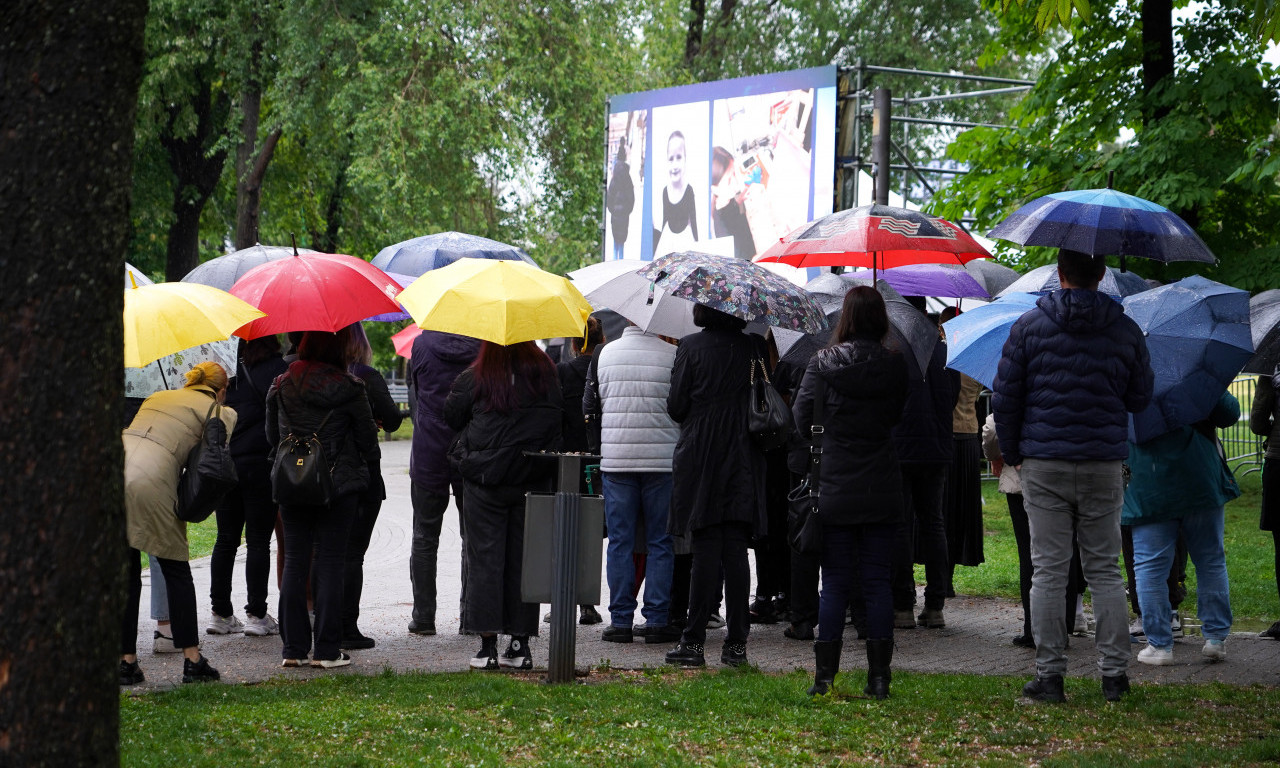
[1021,458,1130,678]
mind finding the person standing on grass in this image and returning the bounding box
[445,341,564,670]
[993,249,1152,704]
[791,287,908,698]
[1127,391,1239,666]
[1249,363,1280,641]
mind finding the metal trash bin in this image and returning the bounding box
[520,492,604,604]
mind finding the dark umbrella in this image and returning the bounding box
[1123,276,1253,443]
[997,264,1151,300]
[371,231,535,277]
[989,188,1216,264]
[181,243,319,292]
[639,251,828,333]
[948,259,1021,297]
[1242,289,1280,375]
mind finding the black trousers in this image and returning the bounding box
[343,488,382,635]
[682,522,751,646]
[892,463,950,611]
[210,462,277,619]
[280,493,356,661]
[461,482,539,636]
[122,551,197,655]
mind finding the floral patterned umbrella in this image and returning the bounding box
[639,251,828,334]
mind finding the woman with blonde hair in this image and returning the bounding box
[120,362,237,685]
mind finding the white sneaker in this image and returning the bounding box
[243,613,280,637]
[1129,616,1145,638]
[1138,644,1175,665]
[152,630,180,654]
[206,613,244,635]
[1202,639,1226,662]
[311,652,352,669]
[1171,612,1184,638]
[706,613,726,630]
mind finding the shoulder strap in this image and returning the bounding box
[809,377,827,488]
[278,388,332,437]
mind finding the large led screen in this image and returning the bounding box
[605,66,837,263]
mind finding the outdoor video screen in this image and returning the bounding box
[605,66,838,263]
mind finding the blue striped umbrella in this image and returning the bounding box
[989,188,1215,264]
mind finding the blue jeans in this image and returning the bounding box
[818,523,895,643]
[1132,507,1232,648]
[603,472,674,627]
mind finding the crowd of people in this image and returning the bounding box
[119,248,1280,701]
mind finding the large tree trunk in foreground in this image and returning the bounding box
[0,1,147,766]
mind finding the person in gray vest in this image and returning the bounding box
[583,324,682,644]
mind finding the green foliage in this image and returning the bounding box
[932,0,1280,288]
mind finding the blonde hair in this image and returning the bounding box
[184,362,229,391]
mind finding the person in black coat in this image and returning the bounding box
[791,286,908,698]
[208,335,288,638]
[266,327,380,669]
[340,323,403,650]
[664,304,766,669]
[445,340,565,670]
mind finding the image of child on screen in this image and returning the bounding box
[606,144,635,260]
[710,146,757,260]
[654,130,698,255]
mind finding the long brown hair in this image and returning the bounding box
[831,286,889,344]
[471,340,557,413]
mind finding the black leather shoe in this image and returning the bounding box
[578,606,603,625]
[665,641,705,667]
[1022,674,1065,703]
[407,620,436,636]
[784,622,814,641]
[720,642,748,667]
[601,625,634,643]
[1012,634,1036,649]
[642,625,682,644]
[119,660,144,686]
[747,598,777,624]
[182,655,221,683]
[1102,673,1130,702]
[341,632,376,650]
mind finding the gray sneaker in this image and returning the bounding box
[205,613,244,635]
[706,613,726,630]
[243,613,279,637]
[152,630,180,654]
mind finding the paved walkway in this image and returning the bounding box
[129,440,1280,690]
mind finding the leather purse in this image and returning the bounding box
[748,356,795,451]
[787,378,825,555]
[176,402,239,523]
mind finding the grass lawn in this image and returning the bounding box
[120,668,1280,767]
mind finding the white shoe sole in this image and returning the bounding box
[1202,645,1226,662]
[469,657,498,670]
[1138,651,1175,666]
[311,655,352,669]
[244,624,279,637]
[498,657,533,670]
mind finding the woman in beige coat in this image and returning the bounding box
[120,362,237,685]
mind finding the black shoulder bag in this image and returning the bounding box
[176,402,239,523]
[271,396,335,507]
[748,356,795,451]
[786,378,825,555]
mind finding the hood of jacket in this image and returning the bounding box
[281,360,365,410]
[416,330,482,364]
[812,339,903,401]
[1038,288,1125,335]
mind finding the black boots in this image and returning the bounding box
[808,639,842,696]
[864,638,893,700]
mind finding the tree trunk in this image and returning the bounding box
[233,23,283,251]
[311,159,350,253]
[685,0,706,67]
[0,1,147,765]
[1141,0,1174,125]
[233,125,283,250]
[160,80,229,281]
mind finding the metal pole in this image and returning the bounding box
[901,94,910,205]
[871,87,891,207]
[852,58,864,209]
[853,63,1036,86]
[546,454,582,684]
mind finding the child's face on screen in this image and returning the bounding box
[667,135,686,191]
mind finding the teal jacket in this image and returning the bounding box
[1122,392,1242,526]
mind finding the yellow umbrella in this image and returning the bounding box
[397,258,592,345]
[124,279,266,368]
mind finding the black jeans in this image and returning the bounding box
[410,480,464,626]
[818,523,895,642]
[682,522,751,646]
[892,463,950,611]
[789,548,820,626]
[122,551,197,655]
[342,487,382,635]
[209,462,277,619]
[461,482,539,636]
[280,493,356,661]
[1008,492,1033,636]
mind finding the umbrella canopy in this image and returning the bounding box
[365,272,418,323]
[1243,289,1280,376]
[639,251,829,334]
[371,231,535,277]
[572,260,699,339]
[845,263,989,299]
[997,263,1151,301]
[941,292,1042,389]
[755,204,992,271]
[1124,276,1253,443]
[397,258,593,345]
[392,323,421,359]
[229,252,402,339]
[947,259,1021,297]
[989,188,1216,264]
[124,281,265,369]
[181,244,319,292]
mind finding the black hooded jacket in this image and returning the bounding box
[790,339,909,526]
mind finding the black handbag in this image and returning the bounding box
[176,402,239,523]
[787,378,825,554]
[748,356,795,451]
[271,398,334,507]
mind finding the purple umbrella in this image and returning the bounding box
[845,263,989,299]
[365,272,417,322]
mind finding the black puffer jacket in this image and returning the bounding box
[890,341,959,464]
[266,360,380,499]
[790,339,909,526]
[226,353,288,468]
[444,367,565,488]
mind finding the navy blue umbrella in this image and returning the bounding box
[990,188,1216,264]
[371,231,535,277]
[1123,275,1253,443]
[997,263,1151,301]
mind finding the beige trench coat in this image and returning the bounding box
[123,386,237,561]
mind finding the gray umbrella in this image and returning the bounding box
[997,263,1150,300]
[1243,289,1280,375]
[950,259,1021,297]
[181,244,318,292]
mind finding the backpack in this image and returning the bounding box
[270,396,334,507]
[176,402,238,523]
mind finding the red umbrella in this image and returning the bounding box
[230,252,402,339]
[392,323,421,359]
[755,204,991,274]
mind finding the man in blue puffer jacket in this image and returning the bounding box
[993,249,1152,705]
